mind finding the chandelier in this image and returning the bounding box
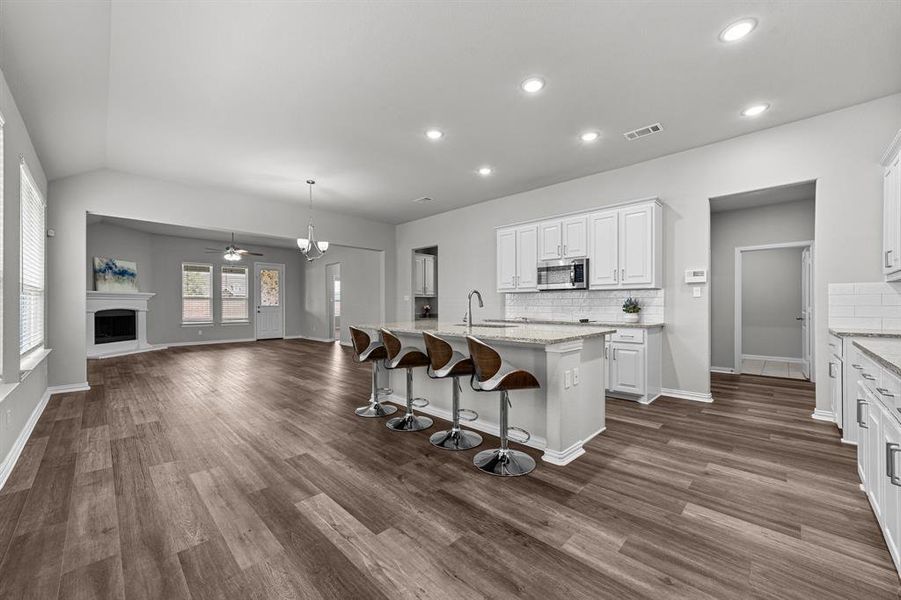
[296,179,329,261]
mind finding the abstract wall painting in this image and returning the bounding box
[93,257,139,292]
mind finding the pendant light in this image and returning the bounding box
[296,179,329,261]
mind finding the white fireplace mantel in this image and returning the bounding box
[86,291,164,358]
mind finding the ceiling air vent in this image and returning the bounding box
[623,122,663,141]
[413,196,434,204]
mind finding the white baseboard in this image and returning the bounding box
[88,345,167,360]
[742,354,804,365]
[660,387,714,403]
[710,366,735,374]
[47,382,91,395]
[290,335,336,343]
[811,409,836,423]
[166,337,255,348]
[542,425,606,466]
[841,438,858,446]
[383,393,548,452]
[0,387,51,492]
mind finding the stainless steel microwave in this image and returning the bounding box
[537,258,588,291]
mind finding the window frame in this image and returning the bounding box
[181,262,214,325]
[220,264,249,324]
[19,158,45,357]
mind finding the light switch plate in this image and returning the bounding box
[693,287,702,298]
[573,367,580,385]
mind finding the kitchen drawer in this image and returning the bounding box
[611,329,645,344]
[828,333,843,357]
[853,347,880,393]
[878,368,901,415]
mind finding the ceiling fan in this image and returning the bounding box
[205,233,264,262]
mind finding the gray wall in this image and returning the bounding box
[0,66,51,478]
[741,247,805,360]
[394,94,901,411]
[300,245,385,345]
[48,168,396,387]
[87,221,306,345]
[710,199,815,369]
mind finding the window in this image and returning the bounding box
[20,160,45,355]
[181,263,213,324]
[220,265,248,323]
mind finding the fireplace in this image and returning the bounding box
[86,291,158,358]
[94,309,137,344]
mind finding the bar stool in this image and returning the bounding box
[422,332,483,451]
[380,329,433,432]
[466,336,539,477]
[349,327,397,418]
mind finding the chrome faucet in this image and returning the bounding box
[466,289,484,328]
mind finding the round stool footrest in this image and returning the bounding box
[457,408,478,422]
[507,426,531,444]
[412,397,429,408]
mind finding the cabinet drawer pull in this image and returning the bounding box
[828,362,836,379]
[862,373,877,381]
[851,363,862,370]
[857,398,868,428]
[877,387,895,398]
[887,249,893,269]
[888,443,901,486]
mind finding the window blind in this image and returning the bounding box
[221,265,249,322]
[20,161,44,355]
[182,263,213,323]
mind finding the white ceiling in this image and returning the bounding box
[3,1,900,224]
[709,180,816,213]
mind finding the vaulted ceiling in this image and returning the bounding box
[2,1,899,224]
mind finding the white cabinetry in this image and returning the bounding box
[587,200,662,290]
[496,224,538,292]
[413,253,436,297]
[883,130,901,280]
[604,327,662,404]
[538,215,588,260]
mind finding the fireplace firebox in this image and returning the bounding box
[94,309,137,344]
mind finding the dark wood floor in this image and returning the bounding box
[0,339,898,599]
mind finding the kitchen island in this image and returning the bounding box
[355,321,616,465]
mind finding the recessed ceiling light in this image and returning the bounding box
[425,129,444,140]
[741,103,769,117]
[478,166,493,176]
[720,18,757,42]
[580,131,600,143]
[520,77,545,94]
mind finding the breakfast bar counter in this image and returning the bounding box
[356,321,616,465]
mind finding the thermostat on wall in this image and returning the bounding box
[684,268,707,284]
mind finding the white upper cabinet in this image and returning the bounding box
[497,197,661,293]
[884,130,901,280]
[413,253,436,296]
[588,210,619,288]
[538,221,563,261]
[496,224,538,292]
[423,255,435,296]
[537,216,588,260]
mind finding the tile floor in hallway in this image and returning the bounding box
[741,358,807,380]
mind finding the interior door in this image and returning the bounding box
[538,221,563,261]
[619,205,653,286]
[516,225,539,290]
[496,228,517,291]
[588,210,618,288]
[254,262,285,340]
[801,247,812,379]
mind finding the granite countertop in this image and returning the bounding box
[829,328,901,338]
[853,338,901,377]
[486,318,664,329]
[357,321,617,346]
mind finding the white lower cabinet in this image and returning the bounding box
[855,343,901,575]
[605,327,662,404]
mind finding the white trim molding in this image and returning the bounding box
[165,337,255,348]
[0,388,51,491]
[811,409,836,423]
[542,425,606,466]
[660,388,714,403]
[742,354,804,364]
[710,366,735,374]
[47,382,91,394]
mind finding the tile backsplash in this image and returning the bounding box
[828,282,901,330]
[505,289,664,323]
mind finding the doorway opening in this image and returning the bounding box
[412,245,438,321]
[709,180,816,381]
[326,262,341,342]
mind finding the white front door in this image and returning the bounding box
[801,247,812,379]
[254,262,285,340]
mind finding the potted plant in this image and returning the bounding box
[622,296,641,323]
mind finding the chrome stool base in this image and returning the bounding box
[355,402,397,418]
[473,448,536,477]
[386,413,433,432]
[430,428,482,450]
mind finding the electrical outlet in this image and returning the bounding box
[564,370,572,389]
[573,368,580,386]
